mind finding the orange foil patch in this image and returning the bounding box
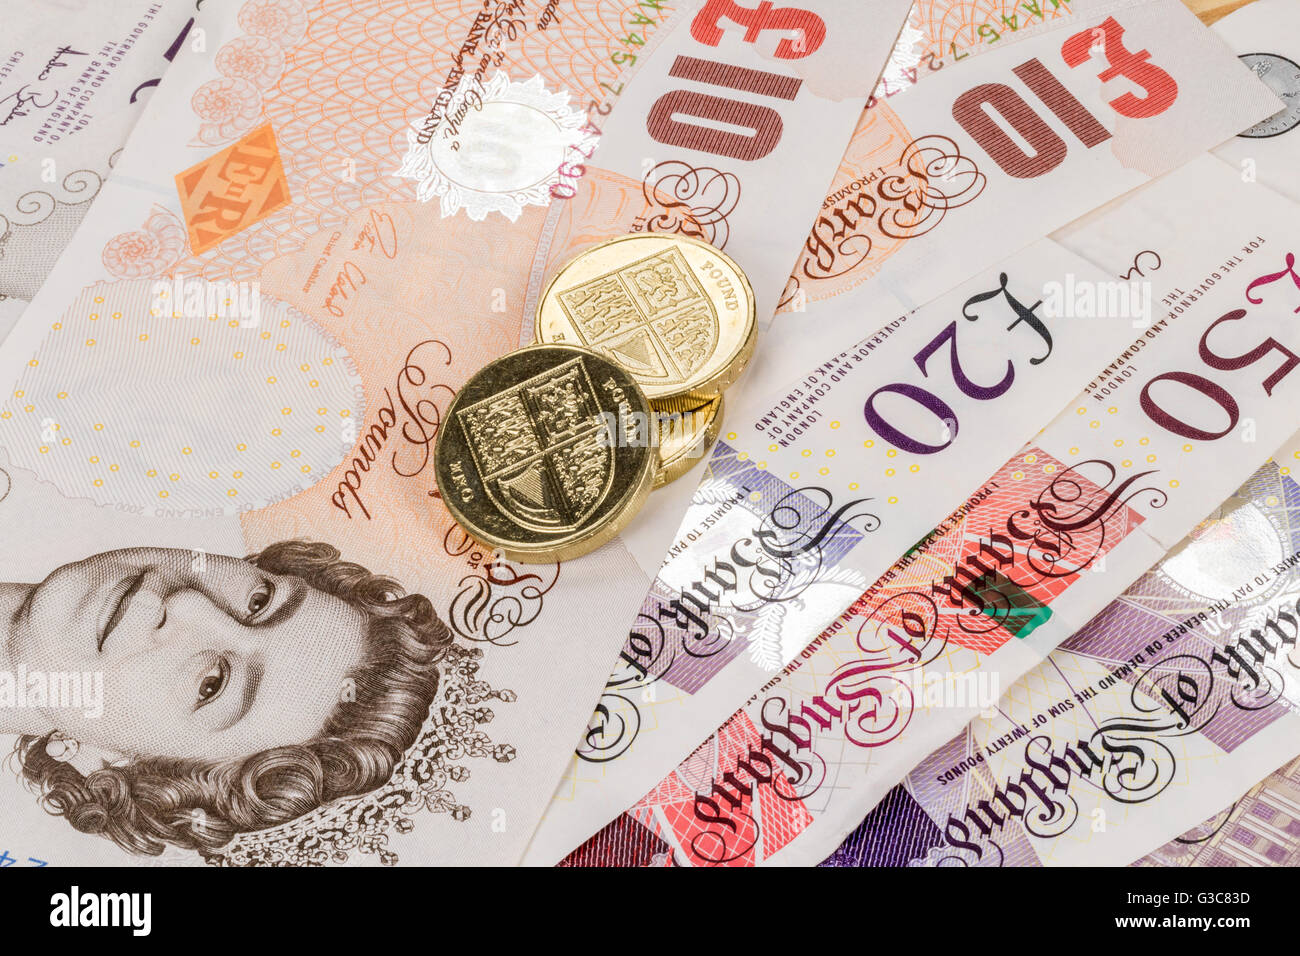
[175,122,290,255]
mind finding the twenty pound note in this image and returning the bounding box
[824,430,1300,867]
[522,0,1290,863]
[544,153,1300,865]
[0,0,915,866]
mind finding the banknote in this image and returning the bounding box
[772,0,1281,332]
[544,153,1300,865]
[1210,0,1300,203]
[620,0,1284,574]
[1134,754,1300,867]
[523,0,1289,861]
[619,0,1094,565]
[822,432,1300,867]
[0,0,198,320]
[0,0,916,866]
[527,240,1160,864]
[874,0,1086,107]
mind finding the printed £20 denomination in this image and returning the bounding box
[543,154,1300,866]
[521,0,1296,861]
[0,0,918,866]
[523,236,1161,863]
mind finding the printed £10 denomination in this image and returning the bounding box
[773,0,1282,340]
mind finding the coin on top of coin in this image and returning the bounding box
[434,343,656,563]
[534,233,756,401]
[651,393,724,489]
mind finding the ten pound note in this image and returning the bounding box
[549,153,1300,866]
[524,0,1287,864]
[0,0,917,866]
[622,0,1289,578]
[820,42,1300,858]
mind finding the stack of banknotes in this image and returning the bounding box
[1,0,1298,868]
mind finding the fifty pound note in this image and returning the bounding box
[523,0,1292,863]
[0,0,915,866]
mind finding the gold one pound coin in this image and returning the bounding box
[535,234,756,401]
[434,344,656,563]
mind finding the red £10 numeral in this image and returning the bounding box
[691,0,826,59]
[952,16,1177,180]
[1060,16,1178,119]
[647,1,822,161]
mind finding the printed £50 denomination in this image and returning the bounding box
[0,0,916,866]
[0,0,199,332]
[546,154,1300,866]
[520,0,1291,863]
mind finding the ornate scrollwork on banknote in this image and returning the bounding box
[638,161,742,249]
[577,462,877,763]
[794,133,986,288]
[824,448,1300,868]
[560,444,1155,864]
[101,206,187,279]
[447,559,561,647]
[0,170,106,301]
